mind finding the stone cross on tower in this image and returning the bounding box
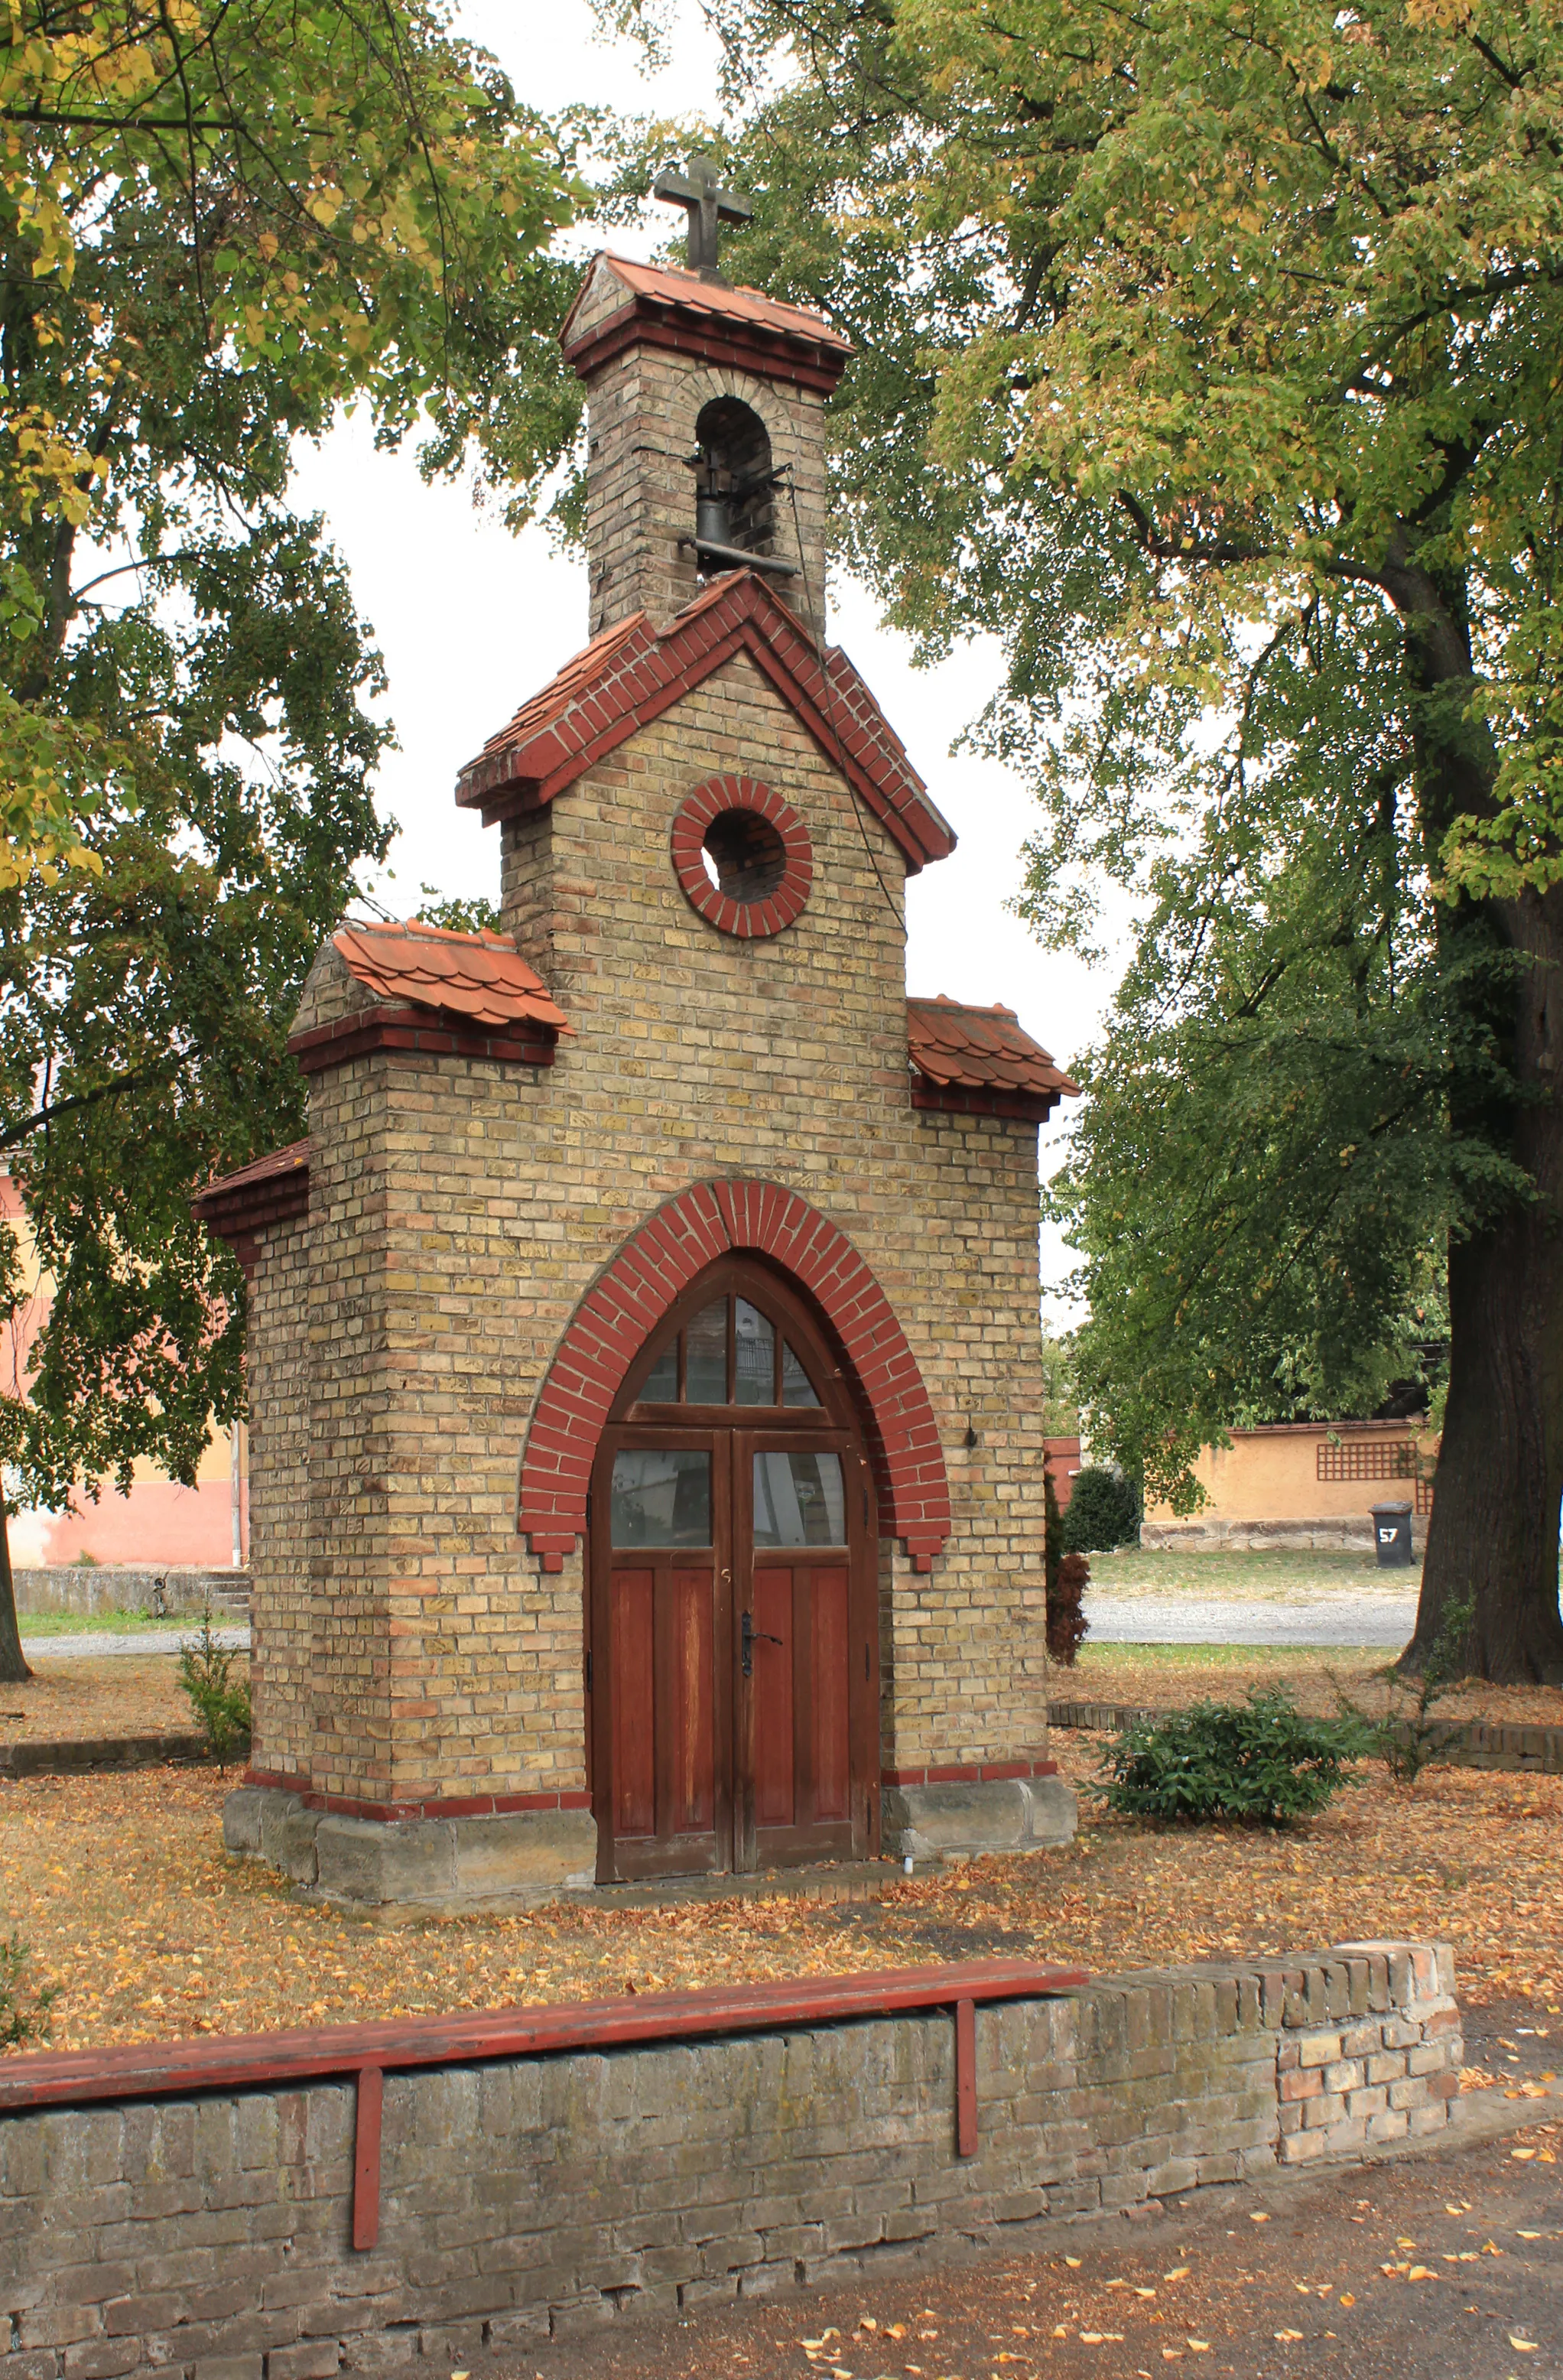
[652,154,752,284]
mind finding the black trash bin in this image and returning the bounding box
[1371,1501,1415,1567]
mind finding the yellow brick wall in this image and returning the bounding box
[573,258,829,636]
[245,1214,312,1780]
[257,648,1052,1805]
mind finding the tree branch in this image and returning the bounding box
[0,1060,181,1154]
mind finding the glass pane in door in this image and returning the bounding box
[610,1448,712,1546]
[752,1450,846,1548]
[734,1299,775,1404]
[686,1299,729,1403]
[781,1341,820,1405]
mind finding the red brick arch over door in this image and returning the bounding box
[518,1180,952,1573]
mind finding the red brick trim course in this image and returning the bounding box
[244,1767,590,1820]
[882,1758,1060,1787]
[288,1006,557,1077]
[911,1083,1061,1125]
[456,569,954,877]
[192,1138,310,1275]
[519,1179,953,1572]
[670,775,812,938]
[564,302,847,395]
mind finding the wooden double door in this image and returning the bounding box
[587,1260,880,1882]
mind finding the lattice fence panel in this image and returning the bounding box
[1315,1439,1420,1481]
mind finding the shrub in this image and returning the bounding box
[0,1933,57,2047]
[177,1608,252,1767]
[1096,1689,1371,1826]
[1061,1465,1139,1553]
[1047,1549,1091,1666]
[1044,1466,1063,1599]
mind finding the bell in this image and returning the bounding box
[696,489,733,546]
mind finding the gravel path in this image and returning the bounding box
[23,1625,251,1660]
[1085,1592,1418,1647]
[24,1603,1422,1657]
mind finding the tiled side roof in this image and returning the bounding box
[193,1136,311,1262]
[455,571,956,876]
[331,919,570,1033]
[560,253,852,392]
[908,996,1079,1123]
[193,1137,311,1212]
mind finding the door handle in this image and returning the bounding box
[740,1608,784,1677]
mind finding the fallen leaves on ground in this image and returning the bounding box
[2,1734,1559,2056]
[0,1653,232,1741]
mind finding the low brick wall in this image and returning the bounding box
[0,1732,214,1780]
[1050,1696,1563,1775]
[0,1943,1461,2378]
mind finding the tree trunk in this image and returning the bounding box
[0,1501,31,1684]
[1406,887,1563,1684]
[1371,540,1563,1683]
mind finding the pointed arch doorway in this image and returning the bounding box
[587,1257,880,1884]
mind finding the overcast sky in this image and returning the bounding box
[287,0,1119,1318]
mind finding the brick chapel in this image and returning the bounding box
[200,167,1079,1907]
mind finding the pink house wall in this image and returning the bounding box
[1,1172,245,1569]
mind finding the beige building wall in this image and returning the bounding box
[1143,1421,1438,1549]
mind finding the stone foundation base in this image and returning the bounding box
[882,1774,1077,1862]
[223,1786,598,1910]
[225,1774,1080,1906]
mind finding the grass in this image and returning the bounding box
[1089,1544,1421,1600]
[1071,1640,1364,1675]
[0,1653,224,1741]
[16,1608,227,1637]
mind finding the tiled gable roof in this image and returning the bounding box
[561,254,851,392]
[455,571,956,876]
[331,919,570,1033]
[908,996,1078,1123]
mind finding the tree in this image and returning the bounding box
[0,1,585,1680]
[1046,775,1490,1513]
[609,0,1563,1680]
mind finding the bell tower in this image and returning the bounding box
[558,164,852,639]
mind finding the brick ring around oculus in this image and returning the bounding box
[670,775,813,938]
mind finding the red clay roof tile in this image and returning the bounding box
[332,919,570,1033]
[908,996,1079,1120]
[581,255,853,352]
[456,571,955,876]
[560,255,853,391]
[194,1137,310,1209]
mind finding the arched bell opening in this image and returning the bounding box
[689,396,778,574]
[585,1253,881,1884]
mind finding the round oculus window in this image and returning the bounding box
[670,775,812,938]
